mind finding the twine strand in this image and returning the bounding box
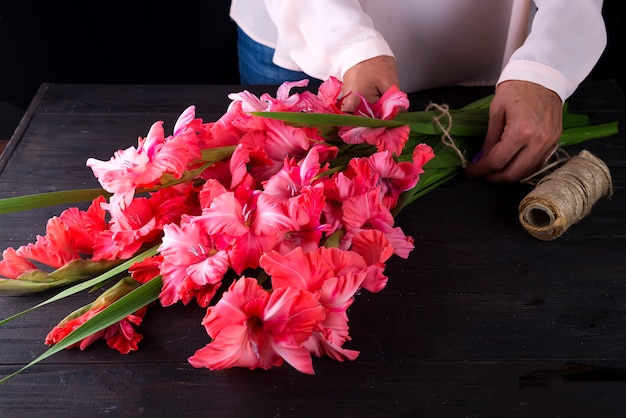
[426,103,468,167]
[520,147,571,186]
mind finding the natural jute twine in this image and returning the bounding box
[518,150,612,241]
[426,103,468,167]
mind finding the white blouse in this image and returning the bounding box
[230,0,606,101]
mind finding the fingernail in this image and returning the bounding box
[471,149,483,164]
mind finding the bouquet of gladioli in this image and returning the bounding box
[0,78,617,382]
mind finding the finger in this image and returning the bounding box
[482,106,506,155]
[341,92,359,113]
[465,127,524,180]
[481,148,535,182]
[480,141,558,182]
[465,144,516,180]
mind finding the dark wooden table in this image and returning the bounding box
[0,81,625,417]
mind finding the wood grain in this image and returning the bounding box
[0,81,625,417]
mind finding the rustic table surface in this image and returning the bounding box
[0,81,625,417]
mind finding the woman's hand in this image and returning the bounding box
[465,80,563,182]
[341,56,400,112]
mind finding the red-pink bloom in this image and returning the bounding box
[193,186,296,273]
[347,145,435,209]
[237,119,315,183]
[158,218,230,307]
[86,106,204,206]
[58,196,109,256]
[45,305,149,355]
[129,255,163,284]
[349,229,394,293]
[16,217,83,269]
[94,184,197,261]
[275,77,344,114]
[203,100,246,148]
[339,125,410,156]
[197,178,229,210]
[301,269,363,362]
[0,247,38,279]
[0,197,108,279]
[341,188,394,231]
[277,186,329,254]
[229,77,343,115]
[224,80,339,184]
[262,147,327,199]
[339,84,411,155]
[188,277,325,374]
[222,143,260,190]
[340,188,414,258]
[261,149,331,253]
[260,246,367,361]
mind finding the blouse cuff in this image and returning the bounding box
[333,37,395,80]
[497,60,571,102]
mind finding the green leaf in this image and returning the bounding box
[0,276,162,384]
[0,188,109,215]
[199,145,237,162]
[0,244,159,326]
[254,111,405,129]
[256,109,491,136]
[460,94,494,110]
[559,122,619,147]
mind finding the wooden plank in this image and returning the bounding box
[2,361,626,417]
[0,81,625,416]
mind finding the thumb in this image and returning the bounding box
[341,92,360,113]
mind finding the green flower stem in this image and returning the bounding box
[0,188,109,215]
[0,276,162,384]
[0,244,159,326]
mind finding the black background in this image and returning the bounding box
[0,1,623,124]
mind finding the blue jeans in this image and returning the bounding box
[236,27,321,87]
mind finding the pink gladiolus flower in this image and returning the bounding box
[238,119,314,183]
[339,125,410,156]
[301,270,363,362]
[188,277,325,374]
[262,147,327,199]
[229,77,343,115]
[349,229,395,293]
[0,247,38,280]
[16,217,83,269]
[0,197,109,279]
[94,184,198,261]
[58,196,108,256]
[277,186,328,254]
[349,145,435,209]
[45,305,148,354]
[260,246,368,361]
[86,106,204,206]
[341,188,414,258]
[193,186,296,273]
[261,148,331,252]
[275,77,344,114]
[339,84,411,155]
[374,84,411,120]
[158,218,230,307]
[129,255,163,284]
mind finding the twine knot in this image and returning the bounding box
[426,102,468,167]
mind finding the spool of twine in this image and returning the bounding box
[518,150,612,241]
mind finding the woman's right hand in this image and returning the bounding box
[341,55,400,112]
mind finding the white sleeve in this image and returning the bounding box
[263,0,394,80]
[498,0,607,101]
